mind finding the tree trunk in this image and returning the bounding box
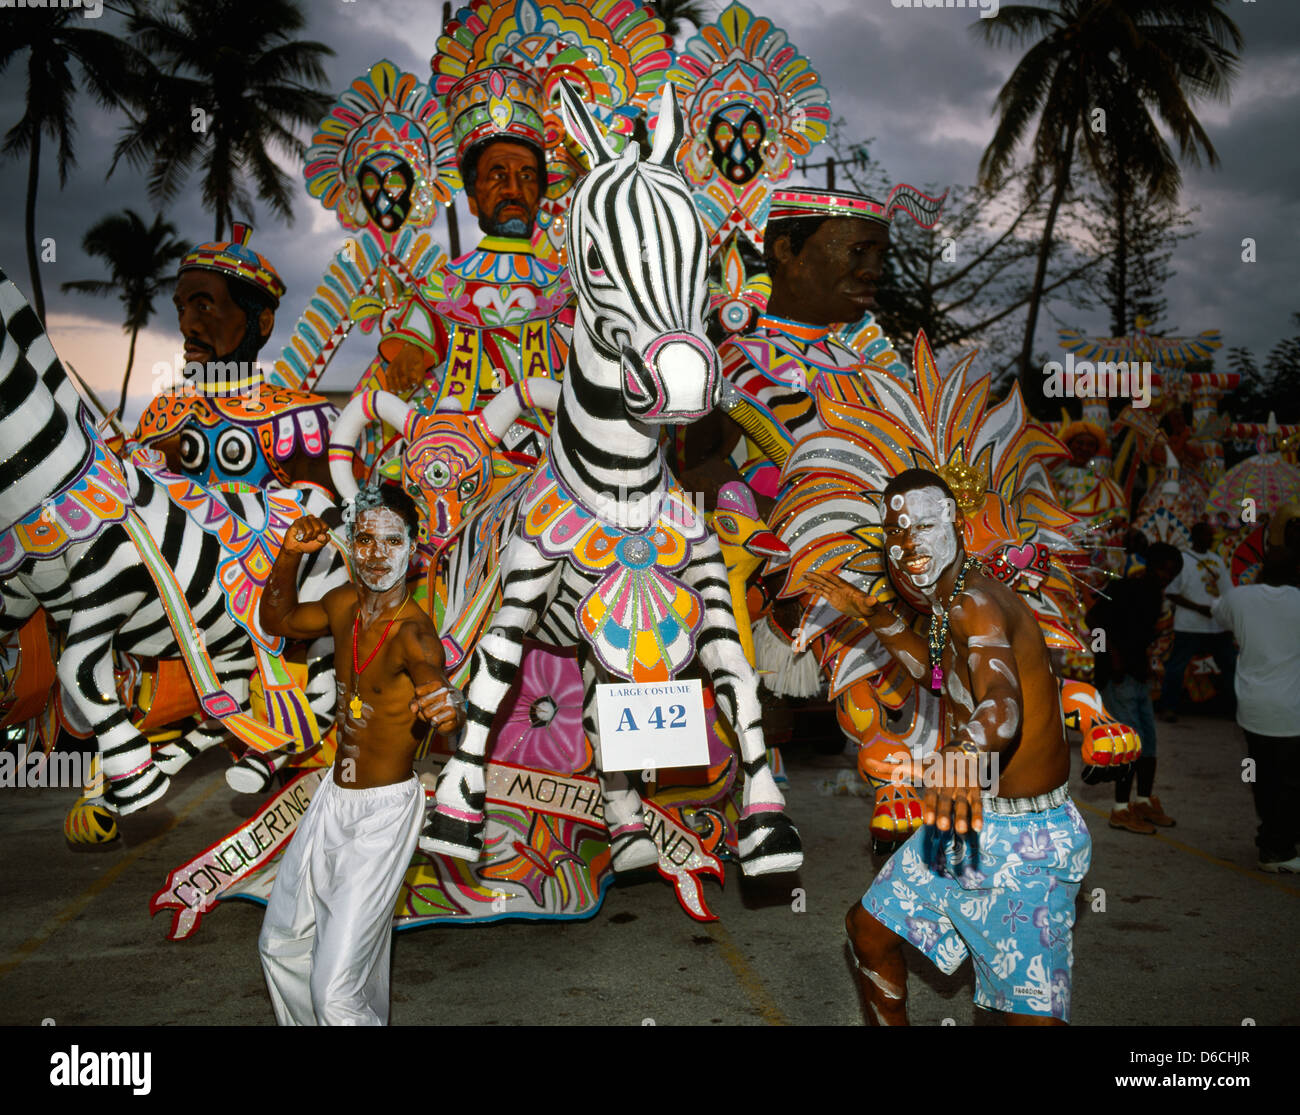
[24,125,45,323]
[1111,165,1129,337]
[118,324,140,421]
[1017,122,1078,393]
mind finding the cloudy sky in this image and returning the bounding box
[2,0,1295,424]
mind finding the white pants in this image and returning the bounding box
[258,773,423,1025]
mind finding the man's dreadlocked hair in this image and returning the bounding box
[343,482,420,542]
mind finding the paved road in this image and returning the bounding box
[0,710,1295,1026]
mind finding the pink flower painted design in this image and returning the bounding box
[489,643,591,774]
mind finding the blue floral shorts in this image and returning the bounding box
[861,797,1092,1021]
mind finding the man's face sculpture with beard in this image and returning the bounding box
[883,485,962,602]
[467,140,542,238]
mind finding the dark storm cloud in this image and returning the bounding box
[1,0,1296,405]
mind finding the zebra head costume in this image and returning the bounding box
[422,83,802,877]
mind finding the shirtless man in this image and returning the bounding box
[256,483,465,1025]
[804,468,1091,1026]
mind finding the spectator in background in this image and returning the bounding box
[1088,542,1184,834]
[1157,522,1236,722]
[1212,547,1300,873]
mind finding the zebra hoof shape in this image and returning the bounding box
[418,809,485,862]
[105,765,170,816]
[610,829,660,873]
[736,811,804,876]
[226,753,276,795]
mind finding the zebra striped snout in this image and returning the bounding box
[620,333,720,424]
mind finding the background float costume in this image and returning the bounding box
[134,225,336,490]
[271,60,461,394]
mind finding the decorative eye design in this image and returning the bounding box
[457,477,478,499]
[426,460,451,487]
[178,428,208,472]
[215,428,257,474]
[713,513,739,536]
[584,237,606,280]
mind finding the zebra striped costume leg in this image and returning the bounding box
[423,83,801,877]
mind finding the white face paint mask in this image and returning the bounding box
[351,507,413,593]
[886,486,958,593]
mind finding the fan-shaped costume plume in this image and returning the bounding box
[272,61,459,392]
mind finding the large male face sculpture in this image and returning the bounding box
[174,269,270,366]
[468,140,542,237]
[882,485,961,597]
[771,216,891,325]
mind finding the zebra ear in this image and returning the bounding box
[649,83,685,167]
[557,78,615,167]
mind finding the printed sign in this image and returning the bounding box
[594,679,708,772]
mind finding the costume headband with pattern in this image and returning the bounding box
[768,184,946,230]
[179,222,286,305]
[442,64,545,170]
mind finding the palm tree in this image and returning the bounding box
[647,0,712,43]
[0,10,144,322]
[61,210,189,420]
[110,0,334,241]
[975,0,1242,388]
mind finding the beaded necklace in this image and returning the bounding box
[349,592,409,719]
[927,557,982,691]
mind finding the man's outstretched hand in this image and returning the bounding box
[411,683,467,735]
[803,569,883,621]
[860,748,985,836]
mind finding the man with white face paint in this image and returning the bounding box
[805,468,1091,1026]
[257,484,465,1025]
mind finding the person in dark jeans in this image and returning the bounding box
[1212,547,1300,872]
[1088,543,1183,834]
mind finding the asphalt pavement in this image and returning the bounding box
[0,709,1295,1027]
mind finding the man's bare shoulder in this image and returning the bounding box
[320,583,359,625]
[949,571,1020,631]
[395,611,444,663]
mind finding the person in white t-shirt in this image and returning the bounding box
[1211,547,1300,873]
[1156,522,1237,721]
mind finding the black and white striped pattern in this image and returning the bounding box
[0,268,347,813]
[424,85,802,876]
